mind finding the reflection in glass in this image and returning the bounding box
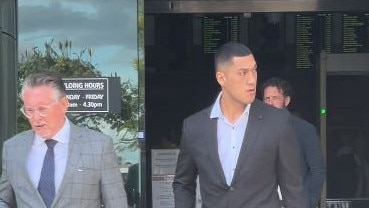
[17,1,142,207]
[327,76,369,200]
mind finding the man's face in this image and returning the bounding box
[22,86,69,139]
[263,86,290,109]
[216,54,258,105]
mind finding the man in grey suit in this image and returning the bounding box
[173,42,308,208]
[261,77,326,208]
[0,71,127,208]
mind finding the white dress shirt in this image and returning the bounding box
[27,118,70,194]
[210,93,250,185]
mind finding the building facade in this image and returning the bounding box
[2,0,369,207]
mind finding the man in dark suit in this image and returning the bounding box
[173,42,308,208]
[261,77,326,208]
[0,71,127,208]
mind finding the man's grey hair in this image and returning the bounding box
[20,71,66,101]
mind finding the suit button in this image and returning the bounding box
[229,187,234,191]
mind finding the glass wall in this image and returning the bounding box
[17,1,144,207]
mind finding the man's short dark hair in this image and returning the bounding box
[214,42,252,71]
[261,77,293,98]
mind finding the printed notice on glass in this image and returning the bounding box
[63,77,121,113]
[152,175,175,208]
[151,149,202,208]
[152,149,179,175]
[151,149,179,208]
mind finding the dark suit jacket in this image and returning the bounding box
[173,99,308,208]
[0,122,127,208]
[291,115,326,208]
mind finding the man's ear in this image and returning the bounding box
[60,96,70,111]
[284,96,291,107]
[216,71,225,86]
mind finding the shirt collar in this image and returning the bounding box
[210,92,251,119]
[210,92,223,119]
[34,118,71,145]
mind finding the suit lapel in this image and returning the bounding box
[19,133,38,186]
[202,108,229,186]
[15,132,45,204]
[53,124,82,204]
[207,119,227,186]
[231,100,265,185]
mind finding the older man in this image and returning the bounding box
[0,71,127,208]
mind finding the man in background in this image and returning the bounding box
[261,77,326,208]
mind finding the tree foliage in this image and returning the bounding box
[17,39,140,151]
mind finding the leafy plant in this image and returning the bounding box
[17,39,140,151]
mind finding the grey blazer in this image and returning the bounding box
[0,123,127,208]
[173,99,308,208]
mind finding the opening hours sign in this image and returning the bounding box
[63,77,121,114]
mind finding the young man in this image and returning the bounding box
[0,71,127,208]
[173,42,308,208]
[261,77,326,208]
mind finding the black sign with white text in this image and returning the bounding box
[63,77,121,113]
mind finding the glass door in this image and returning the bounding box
[321,53,369,208]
